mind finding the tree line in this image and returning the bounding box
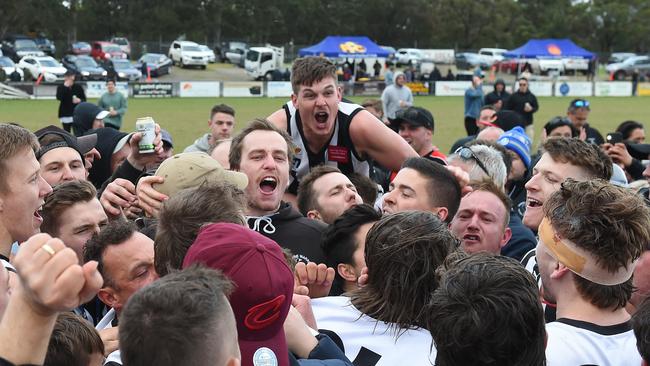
[2,0,648,53]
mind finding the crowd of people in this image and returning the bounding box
[2,55,650,366]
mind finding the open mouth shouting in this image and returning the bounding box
[527,197,543,209]
[314,111,329,129]
[259,176,278,194]
[33,204,44,225]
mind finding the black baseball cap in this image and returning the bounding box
[391,107,434,130]
[34,125,97,160]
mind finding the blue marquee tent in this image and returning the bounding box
[504,39,595,59]
[298,36,389,58]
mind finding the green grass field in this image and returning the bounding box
[1,96,648,153]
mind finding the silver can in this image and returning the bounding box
[135,117,156,154]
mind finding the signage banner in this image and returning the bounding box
[179,81,220,97]
[222,82,264,97]
[266,82,293,97]
[132,83,173,98]
[554,81,593,97]
[434,81,471,96]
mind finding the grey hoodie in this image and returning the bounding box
[381,71,413,119]
[183,133,211,153]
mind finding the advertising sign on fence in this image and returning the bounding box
[179,81,220,97]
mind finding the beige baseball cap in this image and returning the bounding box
[153,152,248,197]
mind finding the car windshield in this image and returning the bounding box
[143,55,163,63]
[76,58,98,67]
[40,59,59,67]
[112,60,132,69]
[199,46,209,51]
[182,45,200,52]
[15,39,39,50]
[104,45,122,53]
[74,42,90,49]
[0,57,14,67]
[113,38,128,45]
[246,50,259,62]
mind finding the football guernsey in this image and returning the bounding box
[311,296,435,366]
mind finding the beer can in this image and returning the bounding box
[135,117,156,154]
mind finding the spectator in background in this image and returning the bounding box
[381,72,413,124]
[98,79,127,130]
[450,106,498,153]
[384,65,395,86]
[56,70,86,133]
[542,117,578,141]
[72,102,109,137]
[184,104,236,153]
[632,299,650,363]
[617,120,645,144]
[361,99,384,123]
[391,107,447,164]
[373,59,382,77]
[504,77,538,139]
[566,99,604,145]
[464,75,484,136]
[483,78,509,111]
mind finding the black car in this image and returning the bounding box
[1,35,44,62]
[103,59,142,81]
[62,55,107,80]
[34,36,56,56]
[136,53,172,77]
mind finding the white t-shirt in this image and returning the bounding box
[312,296,435,366]
[545,318,642,366]
[96,308,122,366]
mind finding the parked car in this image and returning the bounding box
[225,48,246,64]
[70,42,92,55]
[33,36,56,56]
[18,55,66,82]
[198,45,216,63]
[455,52,489,70]
[62,55,107,80]
[91,41,127,61]
[380,45,397,65]
[608,52,636,64]
[103,59,142,81]
[136,53,172,77]
[1,35,45,62]
[606,55,650,80]
[478,48,507,65]
[110,37,131,56]
[168,41,208,69]
[219,41,248,63]
[0,56,24,81]
[395,48,422,66]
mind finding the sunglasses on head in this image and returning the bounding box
[572,99,590,108]
[454,146,490,177]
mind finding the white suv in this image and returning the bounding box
[168,41,208,69]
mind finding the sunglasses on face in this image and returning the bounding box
[455,146,490,177]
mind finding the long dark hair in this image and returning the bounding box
[350,211,459,333]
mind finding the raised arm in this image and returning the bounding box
[350,110,418,171]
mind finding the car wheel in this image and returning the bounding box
[615,71,626,81]
[180,59,185,68]
[201,64,207,70]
